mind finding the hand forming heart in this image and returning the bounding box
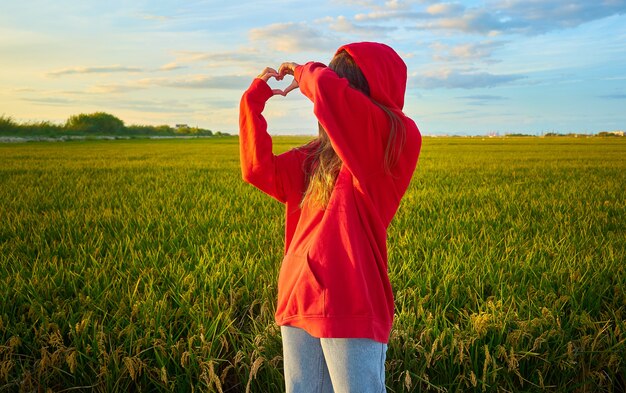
[257,63,301,97]
[268,75,299,97]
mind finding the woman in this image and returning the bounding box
[239,42,421,393]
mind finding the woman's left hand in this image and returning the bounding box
[276,62,301,96]
[257,67,279,82]
[255,67,283,96]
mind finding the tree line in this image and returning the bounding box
[0,112,226,137]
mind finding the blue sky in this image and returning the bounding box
[1,0,625,135]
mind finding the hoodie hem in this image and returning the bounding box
[276,315,392,344]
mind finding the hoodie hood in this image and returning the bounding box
[335,42,407,111]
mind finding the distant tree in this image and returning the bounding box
[3,112,218,137]
[175,126,213,135]
[124,125,146,135]
[597,131,621,137]
[155,125,175,134]
[0,115,18,133]
[22,121,63,134]
[506,133,532,137]
[174,125,191,134]
[65,112,125,134]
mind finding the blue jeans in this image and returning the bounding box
[281,326,388,393]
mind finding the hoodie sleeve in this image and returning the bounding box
[295,62,389,182]
[239,78,302,203]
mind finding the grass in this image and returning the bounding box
[0,136,624,392]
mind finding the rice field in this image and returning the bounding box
[0,136,624,392]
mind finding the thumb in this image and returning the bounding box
[282,79,299,96]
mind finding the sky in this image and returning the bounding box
[1,0,625,136]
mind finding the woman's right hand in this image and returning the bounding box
[278,62,300,78]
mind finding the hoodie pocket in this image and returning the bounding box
[276,253,326,317]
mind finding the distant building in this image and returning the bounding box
[610,131,624,136]
[175,124,188,129]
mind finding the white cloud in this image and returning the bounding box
[172,49,265,71]
[324,15,397,37]
[355,10,430,21]
[418,9,508,35]
[426,2,464,16]
[412,69,524,89]
[87,74,250,94]
[159,62,186,71]
[459,94,508,105]
[21,97,77,106]
[46,65,143,78]
[249,22,336,52]
[113,99,193,113]
[88,84,146,94]
[137,75,249,90]
[493,0,626,33]
[431,40,507,62]
[335,0,421,11]
[354,0,626,35]
[381,0,415,10]
[160,48,269,77]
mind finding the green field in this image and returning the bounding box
[0,137,624,392]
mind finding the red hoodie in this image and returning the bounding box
[239,42,421,343]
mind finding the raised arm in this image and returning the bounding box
[239,74,300,203]
[290,62,390,182]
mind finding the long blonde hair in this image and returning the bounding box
[302,50,406,208]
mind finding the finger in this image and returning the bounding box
[282,80,299,95]
[271,89,286,97]
[258,71,279,82]
[257,67,279,82]
[260,72,278,82]
[259,67,278,75]
[278,62,295,77]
